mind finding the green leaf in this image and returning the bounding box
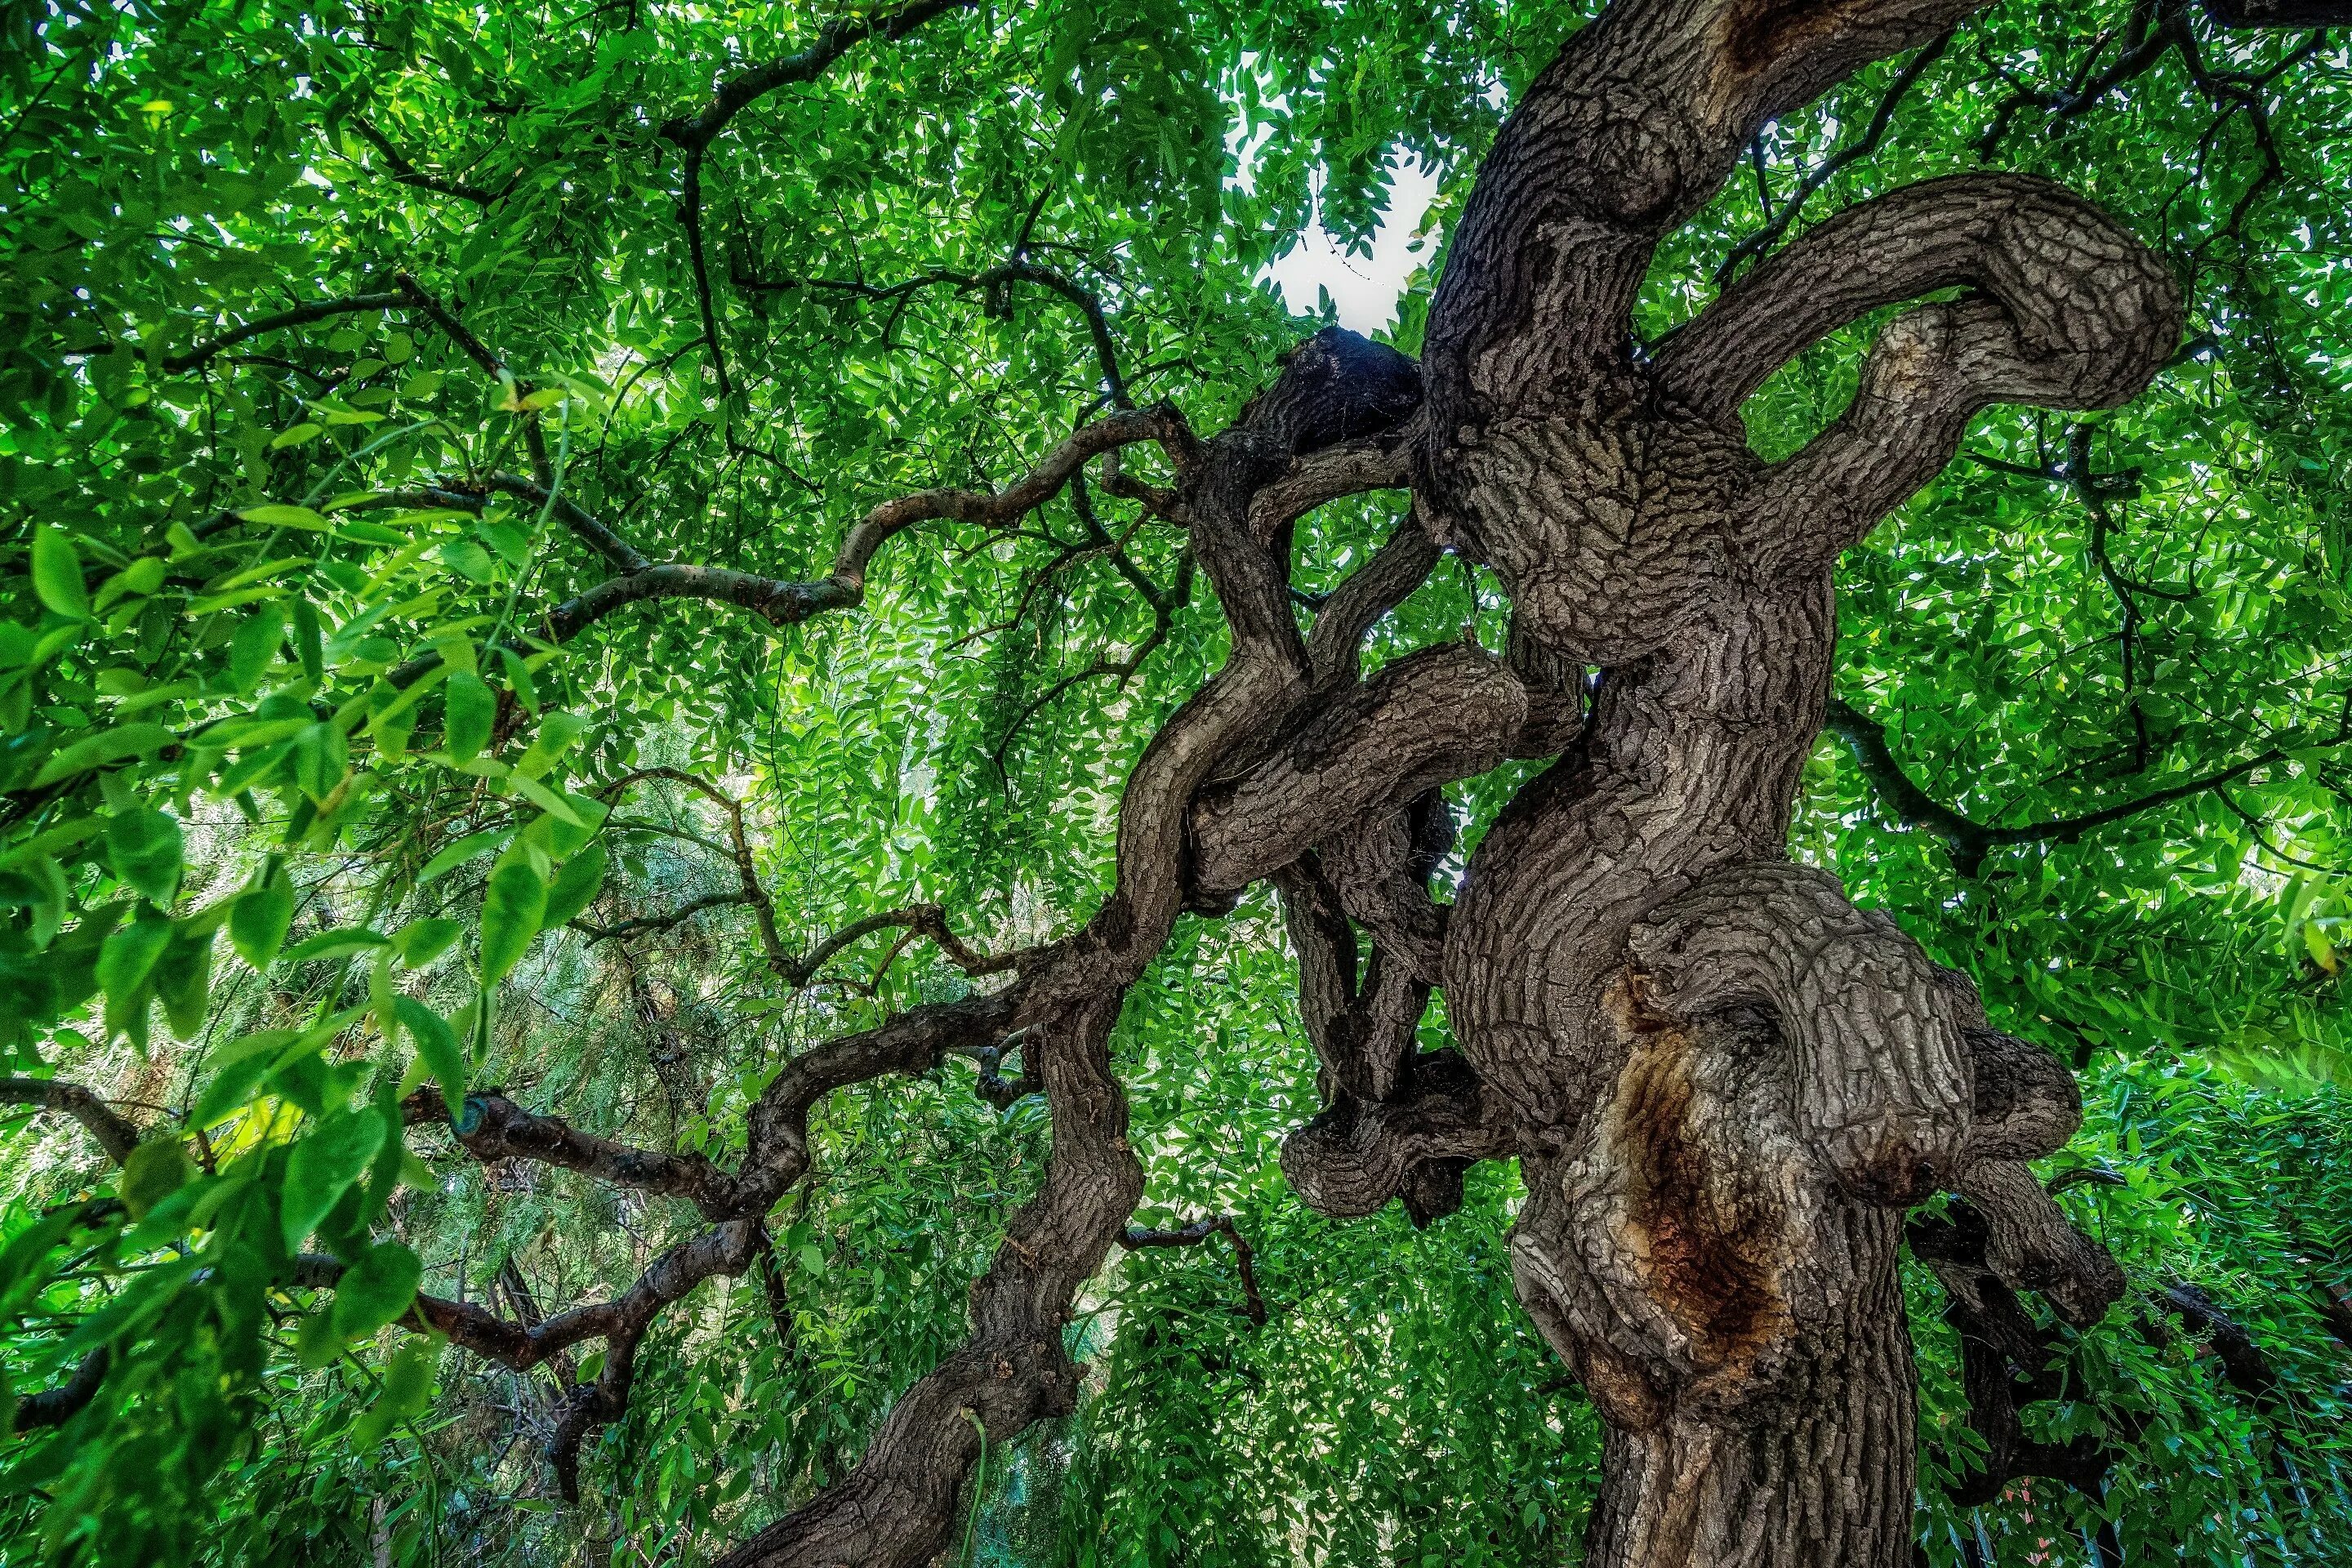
[30,721,172,786]
[283,926,390,964]
[392,916,464,967]
[152,925,214,1039]
[237,502,332,531]
[330,1241,422,1342]
[105,808,184,906]
[350,1337,442,1450]
[443,670,494,764]
[229,604,287,693]
[97,911,173,998]
[394,996,466,1118]
[416,825,514,883]
[281,1105,390,1251]
[119,1138,196,1220]
[439,540,496,583]
[541,842,607,929]
[478,851,547,987]
[31,527,89,619]
[230,864,295,968]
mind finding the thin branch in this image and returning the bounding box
[659,0,974,152]
[1120,1215,1268,1326]
[348,116,501,205]
[528,403,1193,648]
[1824,695,2293,873]
[154,292,404,375]
[742,261,1129,407]
[1715,29,1955,284]
[657,0,978,398]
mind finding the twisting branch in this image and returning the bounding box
[657,0,978,397]
[741,260,1130,407]
[537,403,1195,646]
[0,1077,144,1164]
[1824,695,2291,873]
[1715,29,1957,284]
[1121,1215,1269,1326]
[347,116,501,206]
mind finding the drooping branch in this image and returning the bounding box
[347,115,502,206]
[737,261,1131,407]
[589,768,1013,987]
[1190,643,1531,901]
[715,324,1431,1568]
[1713,28,1957,284]
[149,291,404,375]
[402,1089,733,1217]
[1279,1049,1517,1227]
[1908,1203,2125,1507]
[8,1348,110,1433]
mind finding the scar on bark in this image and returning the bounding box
[1612,978,1782,1364]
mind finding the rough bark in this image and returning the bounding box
[354,4,2189,1558]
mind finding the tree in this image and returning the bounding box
[2,2,2350,1566]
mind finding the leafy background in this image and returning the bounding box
[1,1,2349,1564]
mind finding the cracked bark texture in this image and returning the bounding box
[1396,3,2175,1563]
[385,3,2181,1559]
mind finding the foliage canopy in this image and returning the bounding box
[1,0,2350,1564]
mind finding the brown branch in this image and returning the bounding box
[1121,1215,1269,1326]
[1715,29,1957,284]
[348,115,501,205]
[0,1077,144,1163]
[657,0,978,398]
[402,1089,734,1218]
[1824,696,2293,872]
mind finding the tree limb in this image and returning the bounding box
[0,1077,144,1163]
[1121,1215,1269,1326]
[1824,694,2290,872]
